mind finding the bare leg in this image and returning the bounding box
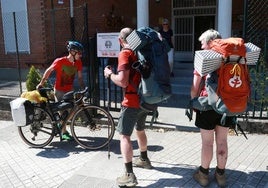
[136,130,147,152]
[120,134,133,163]
[200,129,214,169]
[215,125,229,169]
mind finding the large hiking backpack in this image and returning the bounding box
[126,27,172,111]
[211,38,250,114]
[190,38,251,124]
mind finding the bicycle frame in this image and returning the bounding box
[19,87,115,150]
[39,87,90,136]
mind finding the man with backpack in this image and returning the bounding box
[190,29,236,187]
[104,27,152,187]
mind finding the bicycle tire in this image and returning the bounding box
[70,105,115,150]
[18,106,55,148]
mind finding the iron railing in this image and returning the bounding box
[243,0,268,119]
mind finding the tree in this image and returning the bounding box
[26,66,43,91]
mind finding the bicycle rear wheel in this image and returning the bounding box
[18,106,55,148]
[71,105,115,150]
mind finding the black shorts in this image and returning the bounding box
[195,110,236,130]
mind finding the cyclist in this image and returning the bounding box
[37,41,85,141]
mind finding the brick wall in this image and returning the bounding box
[0,0,243,69]
[0,0,46,69]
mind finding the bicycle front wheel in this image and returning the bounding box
[71,105,115,150]
[18,106,55,148]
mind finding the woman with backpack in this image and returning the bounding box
[190,29,236,187]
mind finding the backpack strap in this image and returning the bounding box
[224,56,243,64]
[220,113,227,125]
[122,48,140,96]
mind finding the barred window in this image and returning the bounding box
[1,0,30,53]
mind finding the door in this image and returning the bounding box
[194,16,215,51]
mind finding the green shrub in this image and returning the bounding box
[26,66,43,91]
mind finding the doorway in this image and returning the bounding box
[194,16,215,51]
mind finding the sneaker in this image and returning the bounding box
[116,172,138,187]
[57,123,62,130]
[215,171,226,187]
[133,157,152,169]
[61,132,74,141]
[193,169,209,187]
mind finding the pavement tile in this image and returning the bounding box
[0,106,268,188]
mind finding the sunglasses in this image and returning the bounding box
[72,50,82,55]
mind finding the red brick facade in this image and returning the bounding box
[0,0,243,69]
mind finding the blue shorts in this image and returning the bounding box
[117,106,148,136]
[195,110,236,130]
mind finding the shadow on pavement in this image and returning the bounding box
[138,163,268,187]
[36,140,87,158]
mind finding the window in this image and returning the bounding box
[1,0,30,53]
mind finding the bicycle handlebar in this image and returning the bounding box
[74,87,88,104]
[38,87,89,104]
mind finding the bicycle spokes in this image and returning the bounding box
[70,105,115,150]
[18,106,55,148]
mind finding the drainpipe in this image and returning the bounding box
[242,0,248,40]
[70,0,75,39]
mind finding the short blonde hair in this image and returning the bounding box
[198,29,221,43]
[119,27,133,42]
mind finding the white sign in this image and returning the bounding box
[97,32,120,58]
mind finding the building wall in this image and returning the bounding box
[0,0,242,70]
[0,0,46,69]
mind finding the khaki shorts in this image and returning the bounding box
[117,106,148,136]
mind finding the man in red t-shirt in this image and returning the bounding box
[37,41,85,141]
[104,28,152,187]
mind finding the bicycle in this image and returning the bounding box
[18,87,115,150]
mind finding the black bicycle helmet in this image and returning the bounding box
[66,41,84,52]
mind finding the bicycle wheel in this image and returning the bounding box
[18,106,55,148]
[71,105,115,150]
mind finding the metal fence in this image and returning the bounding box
[243,0,268,119]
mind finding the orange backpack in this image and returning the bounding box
[188,38,251,128]
[210,38,250,114]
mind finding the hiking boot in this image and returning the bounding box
[215,171,226,187]
[133,157,152,169]
[61,132,74,141]
[193,169,209,187]
[116,172,138,187]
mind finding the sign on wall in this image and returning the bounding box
[97,32,120,58]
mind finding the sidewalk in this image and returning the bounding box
[0,80,268,187]
[0,106,268,188]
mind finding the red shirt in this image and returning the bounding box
[51,57,82,92]
[117,49,140,108]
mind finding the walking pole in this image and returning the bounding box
[107,69,111,159]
